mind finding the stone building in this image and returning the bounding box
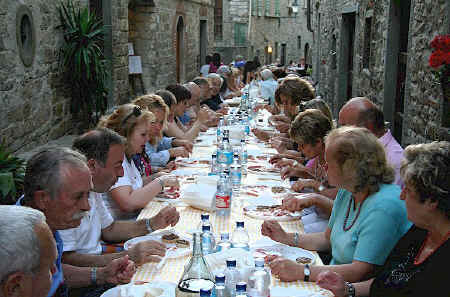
[311,0,449,145]
[213,0,313,65]
[1,0,215,152]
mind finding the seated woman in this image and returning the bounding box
[98,104,179,220]
[163,85,210,141]
[317,141,449,297]
[217,66,242,100]
[261,126,412,283]
[132,94,190,169]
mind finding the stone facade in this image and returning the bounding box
[311,0,449,145]
[214,0,313,65]
[0,0,88,153]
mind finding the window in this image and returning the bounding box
[252,0,257,16]
[275,42,279,59]
[265,0,271,16]
[234,23,247,46]
[363,17,372,68]
[297,36,301,49]
[214,0,223,40]
[275,0,280,16]
[257,0,263,16]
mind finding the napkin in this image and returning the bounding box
[171,169,207,176]
[181,176,218,211]
[246,191,279,207]
[270,286,328,297]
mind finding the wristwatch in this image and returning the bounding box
[345,282,355,297]
[303,264,310,282]
[145,218,154,233]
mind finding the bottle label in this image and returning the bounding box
[215,194,230,209]
[245,125,250,134]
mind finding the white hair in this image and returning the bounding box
[207,73,224,86]
[216,65,231,76]
[261,69,273,81]
[0,206,46,282]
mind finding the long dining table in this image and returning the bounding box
[131,113,332,296]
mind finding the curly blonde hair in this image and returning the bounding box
[277,77,315,105]
[289,109,333,145]
[97,104,155,154]
[325,126,394,195]
[401,141,450,218]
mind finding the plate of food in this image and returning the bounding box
[251,243,316,265]
[124,230,191,258]
[247,165,280,174]
[101,281,176,297]
[157,187,181,200]
[243,205,301,222]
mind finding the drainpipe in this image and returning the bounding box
[248,0,252,58]
[307,0,313,32]
[103,0,114,107]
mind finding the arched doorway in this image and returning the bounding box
[176,16,185,83]
[304,43,310,64]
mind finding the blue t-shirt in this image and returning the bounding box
[16,196,67,297]
[328,184,412,266]
[178,111,191,125]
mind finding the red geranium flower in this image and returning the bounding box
[429,50,445,68]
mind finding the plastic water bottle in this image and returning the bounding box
[217,117,224,143]
[231,221,250,251]
[213,273,226,297]
[218,137,233,166]
[242,115,250,135]
[247,258,270,297]
[198,213,213,233]
[200,288,212,297]
[240,139,248,175]
[224,259,240,297]
[201,225,216,255]
[235,282,248,297]
[209,154,218,176]
[216,233,232,252]
[215,174,231,217]
[231,165,242,194]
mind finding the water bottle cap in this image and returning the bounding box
[201,214,210,220]
[254,257,265,267]
[215,273,226,283]
[202,225,211,232]
[220,233,229,240]
[226,258,237,267]
[236,282,247,292]
[236,221,245,228]
[199,288,211,296]
[241,139,245,142]
[212,154,217,158]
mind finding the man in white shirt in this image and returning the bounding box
[60,128,181,268]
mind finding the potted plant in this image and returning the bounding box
[429,34,450,101]
[58,0,108,129]
[0,144,26,205]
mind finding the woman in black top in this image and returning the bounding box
[317,141,450,297]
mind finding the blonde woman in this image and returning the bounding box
[132,94,191,169]
[98,104,179,220]
[262,127,411,283]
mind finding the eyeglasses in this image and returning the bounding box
[121,106,142,126]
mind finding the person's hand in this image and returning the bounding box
[270,114,290,123]
[172,139,193,153]
[200,124,208,132]
[169,147,189,158]
[128,240,166,265]
[275,122,290,133]
[165,161,177,171]
[280,166,300,179]
[252,128,270,141]
[316,271,347,297]
[150,205,180,230]
[282,194,316,212]
[269,154,284,164]
[271,139,287,154]
[269,257,304,282]
[197,107,210,123]
[100,255,136,284]
[274,158,295,168]
[158,175,180,189]
[292,178,318,192]
[261,220,289,244]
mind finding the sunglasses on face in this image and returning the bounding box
[121,106,142,126]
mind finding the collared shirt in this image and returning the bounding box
[378,129,404,186]
[16,197,68,297]
[259,79,278,105]
[145,137,172,168]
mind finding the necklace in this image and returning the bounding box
[414,230,450,265]
[342,195,364,232]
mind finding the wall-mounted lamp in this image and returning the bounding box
[289,0,299,14]
[267,45,273,54]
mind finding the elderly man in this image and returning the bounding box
[203,73,227,112]
[18,147,135,297]
[0,206,56,297]
[259,69,278,105]
[338,97,404,185]
[60,128,180,268]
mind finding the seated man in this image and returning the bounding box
[18,147,135,297]
[0,206,56,297]
[60,128,180,268]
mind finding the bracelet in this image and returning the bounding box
[145,218,154,233]
[293,232,299,247]
[345,282,355,297]
[90,267,97,285]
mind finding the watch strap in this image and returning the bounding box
[345,282,355,297]
[145,218,153,233]
[303,264,310,282]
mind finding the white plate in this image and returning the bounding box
[124,230,192,258]
[250,238,316,264]
[101,282,176,297]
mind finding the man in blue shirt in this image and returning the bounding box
[18,147,135,297]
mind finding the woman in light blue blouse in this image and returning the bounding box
[261,126,412,283]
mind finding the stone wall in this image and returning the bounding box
[128,0,215,94]
[0,0,87,153]
[312,0,449,145]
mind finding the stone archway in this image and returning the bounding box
[176,15,185,83]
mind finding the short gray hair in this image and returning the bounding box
[0,206,46,282]
[401,141,450,218]
[23,146,88,203]
[260,69,273,81]
[207,73,224,86]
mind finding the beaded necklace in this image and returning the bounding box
[414,230,450,265]
[342,195,365,232]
